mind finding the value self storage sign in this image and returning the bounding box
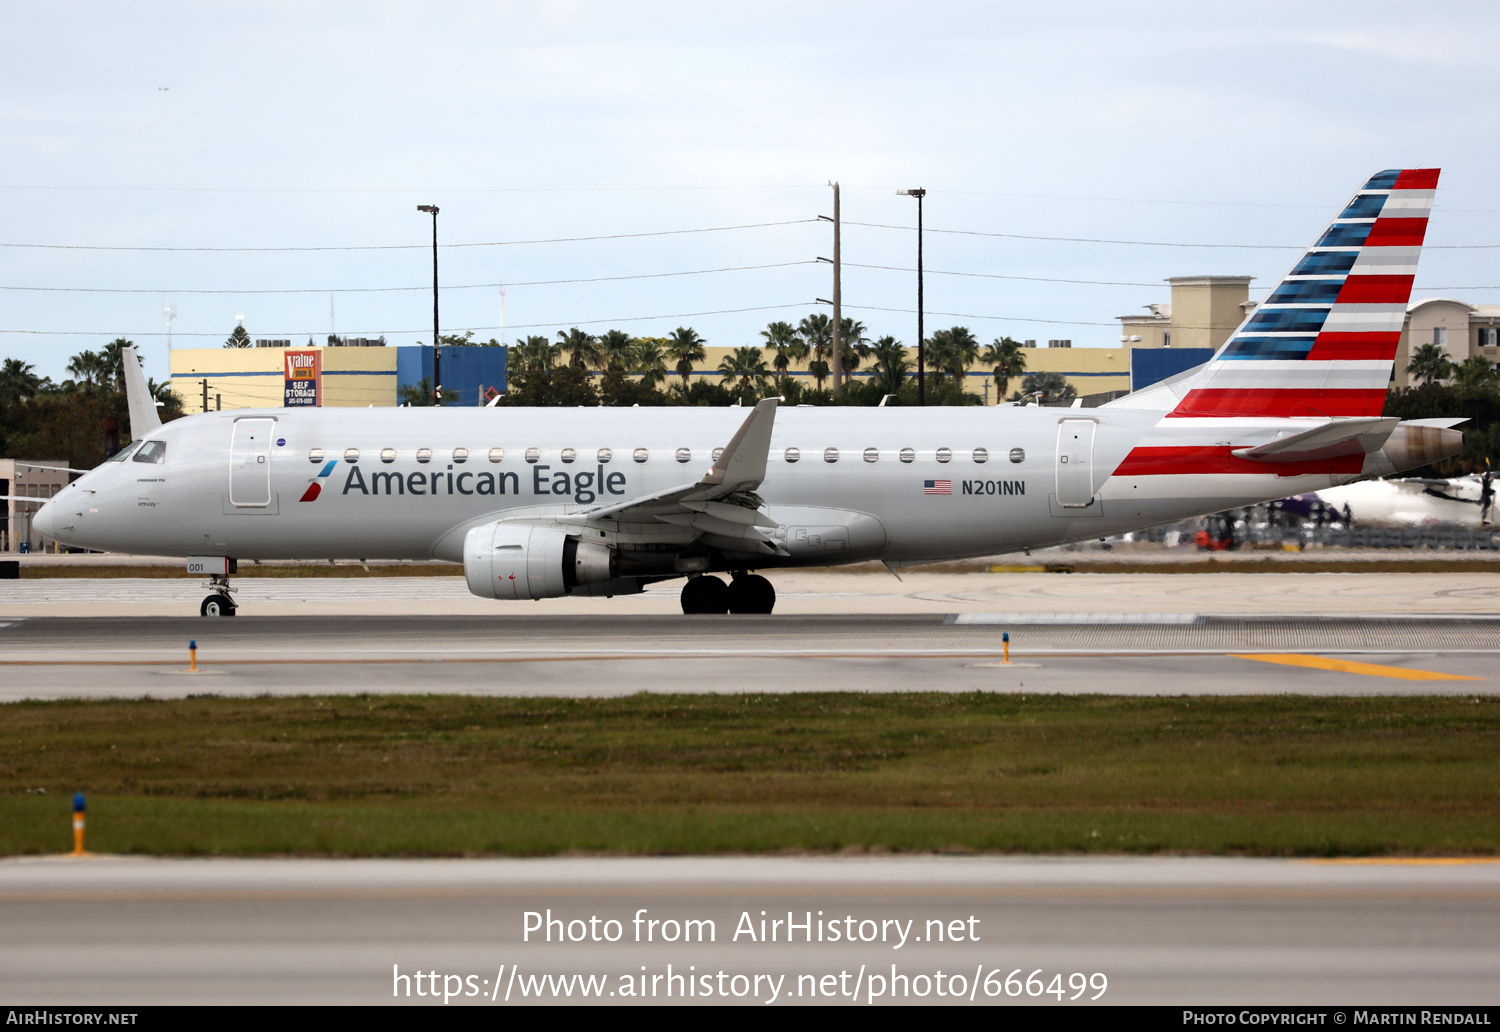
[284,350,322,407]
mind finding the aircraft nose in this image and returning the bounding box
[32,500,57,540]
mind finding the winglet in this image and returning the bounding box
[121,346,162,437]
[698,398,777,492]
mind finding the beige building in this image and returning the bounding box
[1392,298,1500,388]
[1117,276,1256,351]
[1,458,68,553]
[170,346,399,412]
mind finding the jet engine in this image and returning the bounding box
[463,523,617,600]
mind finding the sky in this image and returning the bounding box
[4,0,1500,383]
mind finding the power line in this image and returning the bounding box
[844,220,1500,250]
[844,262,1161,287]
[843,303,1117,328]
[0,261,817,296]
[0,220,818,254]
[0,184,824,195]
[0,302,815,338]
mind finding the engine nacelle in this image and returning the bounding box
[463,523,616,600]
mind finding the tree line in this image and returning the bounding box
[414,315,1061,408]
[0,340,183,467]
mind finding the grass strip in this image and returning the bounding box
[3,693,1499,857]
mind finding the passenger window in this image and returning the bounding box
[416,448,433,464]
[899,448,915,464]
[936,447,952,464]
[597,448,612,464]
[488,448,504,463]
[380,448,397,463]
[632,448,649,463]
[863,448,879,463]
[344,448,360,463]
[525,448,540,463]
[452,448,469,464]
[675,448,691,463]
[561,448,576,464]
[308,448,325,464]
[133,440,167,464]
[973,447,989,464]
[1009,447,1025,464]
[784,447,800,463]
[824,447,839,463]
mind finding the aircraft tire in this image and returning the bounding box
[200,594,237,617]
[727,574,775,614]
[680,575,729,615]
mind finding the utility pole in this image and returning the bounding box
[200,378,209,414]
[417,205,441,402]
[898,188,927,405]
[830,182,842,391]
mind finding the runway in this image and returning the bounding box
[3,855,1498,1005]
[1,612,1496,698]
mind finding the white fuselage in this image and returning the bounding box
[37,404,1371,568]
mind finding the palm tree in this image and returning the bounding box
[867,336,909,396]
[797,314,834,389]
[66,349,109,387]
[1014,371,1076,405]
[1406,341,1455,385]
[718,345,772,402]
[597,329,636,372]
[838,317,869,377]
[665,327,707,388]
[980,336,1027,399]
[1454,354,1499,390]
[0,357,42,406]
[224,325,252,348]
[927,326,980,387]
[760,320,804,382]
[99,338,134,392]
[631,337,670,388]
[510,335,557,374]
[557,327,603,370]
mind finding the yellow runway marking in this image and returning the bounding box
[1231,654,1481,681]
[1306,858,1500,866]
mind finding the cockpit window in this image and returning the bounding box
[132,440,167,464]
[109,440,144,462]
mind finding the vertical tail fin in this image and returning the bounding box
[121,345,163,436]
[1168,168,1438,419]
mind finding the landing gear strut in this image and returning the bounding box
[679,572,776,614]
[200,573,237,617]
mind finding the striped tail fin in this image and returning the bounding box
[1167,168,1438,419]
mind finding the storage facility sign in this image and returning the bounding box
[283,350,322,407]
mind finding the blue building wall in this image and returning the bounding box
[396,346,508,405]
[1130,347,1214,392]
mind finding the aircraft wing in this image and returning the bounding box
[1232,417,1400,462]
[542,398,789,556]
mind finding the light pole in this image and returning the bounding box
[417,205,441,402]
[897,188,926,405]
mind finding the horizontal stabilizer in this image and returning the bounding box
[1231,417,1399,462]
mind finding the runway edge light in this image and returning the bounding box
[72,791,85,856]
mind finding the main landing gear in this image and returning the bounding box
[200,573,237,617]
[679,572,776,615]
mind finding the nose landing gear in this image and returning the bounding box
[200,573,237,617]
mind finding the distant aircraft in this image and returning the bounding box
[30,169,1464,615]
[1308,470,1494,527]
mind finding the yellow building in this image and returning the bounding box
[1117,276,1256,351]
[171,346,398,413]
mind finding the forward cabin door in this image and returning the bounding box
[229,418,275,507]
[1055,419,1096,508]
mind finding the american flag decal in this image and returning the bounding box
[924,479,952,495]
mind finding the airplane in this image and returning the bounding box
[1304,468,1494,527]
[27,168,1465,616]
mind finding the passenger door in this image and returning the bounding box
[1055,419,1096,508]
[229,418,275,507]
